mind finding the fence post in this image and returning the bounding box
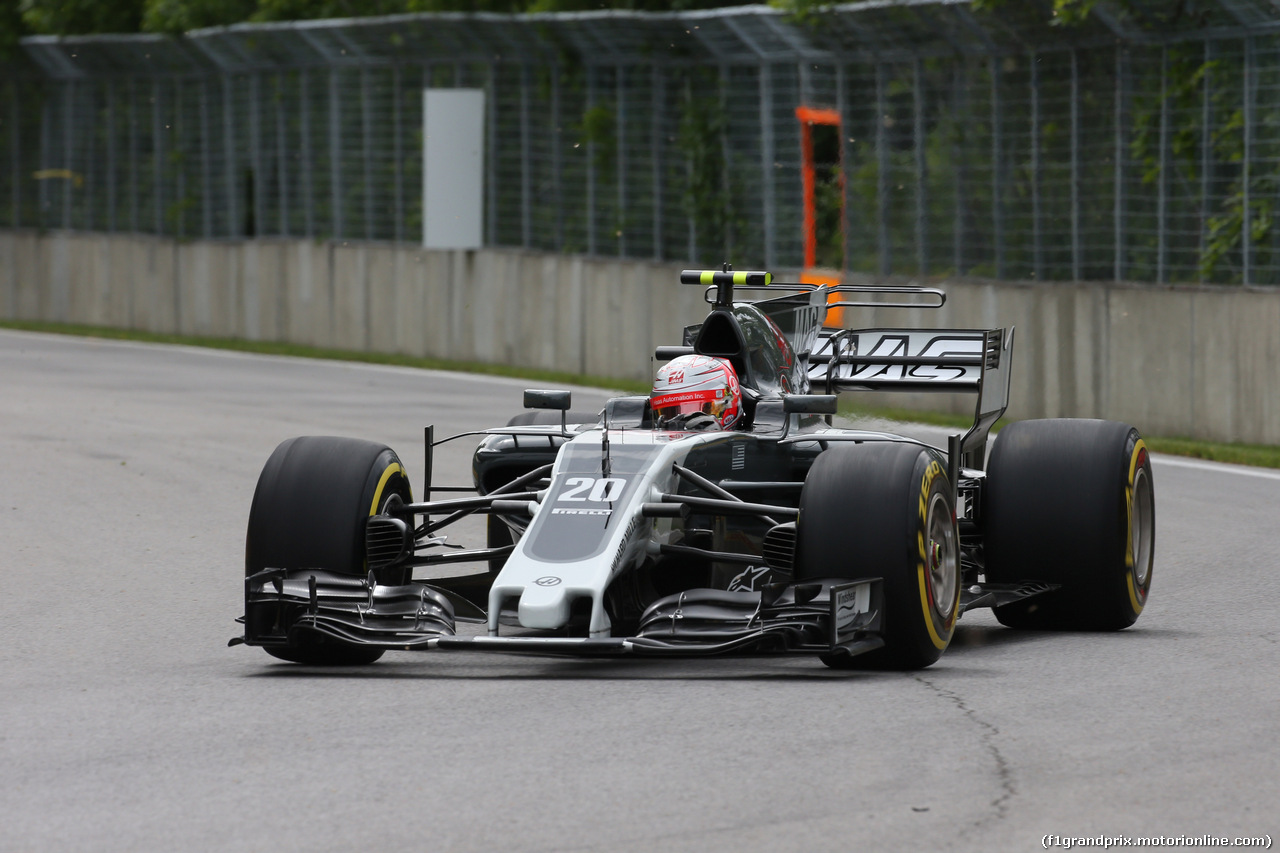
[392,65,402,244]
[586,65,596,255]
[361,67,373,240]
[329,67,343,240]
[836,64,849,274]
[223,74,237,237]
[1032,49,1043,280]
[1243,36,1255,285]
[39,94,50,227]
[617,64,627,257]
[85,83,97,230]
[487,62,498,247]
[686,75,697,263]
[652,63,664,261]
[200,78,212,238]
[130,79,139,233]
[63,81,73,230]
[300,70,313,238]
[520,63,531,249]
[1071,49,1081,281]
[276,74,289,238]
[992,55,1005,280]
[1157,47,1169,284]
[760,64,776,270]
[1199,40,1212,283]
[913,59,927,277]
[552,66,563,251]
[250,73,263,237]
[719,64,731,257]
[10,81,19,227]
[875,62,889,277]
[1114,44,1126,282]
[152,79,162,236]
[173,82,183,238]
[106,80,116,233]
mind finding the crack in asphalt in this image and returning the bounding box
[915,675,1016,836]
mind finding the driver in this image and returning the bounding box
[651,354,742,431]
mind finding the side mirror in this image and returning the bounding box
[523,389,571,411]
[782,394,838,416]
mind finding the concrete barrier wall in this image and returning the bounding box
[2,229,1277,445]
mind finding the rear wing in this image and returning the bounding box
[808,327,1000,394]
[808,326,1015,470]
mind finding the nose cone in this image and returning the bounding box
[517,579,572,629]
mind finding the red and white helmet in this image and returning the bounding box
[651,355,742,429]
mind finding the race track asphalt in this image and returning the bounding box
[1,329,1276,853]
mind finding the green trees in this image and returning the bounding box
[10,0,764,39]
[17,0,145,35]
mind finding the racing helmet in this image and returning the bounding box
[651,354,742,429]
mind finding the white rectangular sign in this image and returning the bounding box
[423,88,484,249]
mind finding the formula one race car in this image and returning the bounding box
[231,269,1155,669]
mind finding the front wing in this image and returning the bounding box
[232,568,884,661]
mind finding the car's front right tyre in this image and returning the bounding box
[245,435,413,665]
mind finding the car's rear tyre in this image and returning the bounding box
[245,435,413,664]
[983,419,1154,630]
[796,443,960,670]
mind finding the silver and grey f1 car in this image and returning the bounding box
[231,269,1155,669]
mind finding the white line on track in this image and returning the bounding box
[1151,453,1280,482]
[0,328,629,395]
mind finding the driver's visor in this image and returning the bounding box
[651,389,723,422]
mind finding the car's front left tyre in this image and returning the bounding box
[796,442,960,670]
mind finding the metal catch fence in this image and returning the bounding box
[3,0,1280,284]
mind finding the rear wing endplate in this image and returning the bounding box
[806,326,1014,470]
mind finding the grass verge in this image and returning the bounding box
[5,319,1278,469]
[1138,436,1280,469]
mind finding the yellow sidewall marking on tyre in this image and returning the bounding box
[1124,439,1148,615]
[916,459,955,651]
[369,462,409,517]
[917,566,951,650]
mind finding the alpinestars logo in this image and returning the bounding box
[728,565,771,592]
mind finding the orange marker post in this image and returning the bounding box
[795,106,845,327]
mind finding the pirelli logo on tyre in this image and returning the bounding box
[918,459,943,525]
